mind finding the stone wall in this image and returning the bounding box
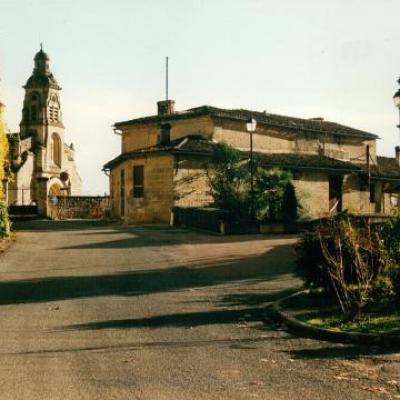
[213,119,375,163]
[48,196,110,220]
[292,172,329,218]
[121,116,214,153]
[109,154,174,224]
[173,159,214,208]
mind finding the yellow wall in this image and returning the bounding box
[110,154,174,224]
[293,172,329,218]
[212,119,375,163]
[173,159,214,208]
[121,116,214,153]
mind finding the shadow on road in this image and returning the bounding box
[62,307,268,331]
[14,219,298,246]
[59,288,297,332]
[0,243,295,306]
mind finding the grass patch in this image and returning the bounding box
[288,292,400,335]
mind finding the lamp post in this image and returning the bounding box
[246,118,257,220]
[394,77,400,137]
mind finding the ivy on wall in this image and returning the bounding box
[0,102,9,200]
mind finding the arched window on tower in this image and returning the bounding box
[51,133,62,167]
[49,94,60,123]
[29,92,40,122]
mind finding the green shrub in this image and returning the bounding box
[296,214,394,319]
[0,202,10,238]
[207,143,251,220]
[378,212,400,299]
[295,230,332,290]
[207,142,302,223]
[254,168,292,222]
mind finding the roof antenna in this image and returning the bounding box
[166,56,169,101]
[40,42,43,51]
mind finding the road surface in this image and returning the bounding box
[0,220,398,399]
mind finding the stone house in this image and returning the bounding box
[4,48,81,216]
[103,99,400,224]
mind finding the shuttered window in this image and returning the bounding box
[133,166,144,198]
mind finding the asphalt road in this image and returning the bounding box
[0,220,399,400]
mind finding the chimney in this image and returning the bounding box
[396,146,400,166]
[157,100,175,116]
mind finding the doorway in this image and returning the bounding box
[329,175,343,213]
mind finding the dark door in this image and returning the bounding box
[329,175,343,213]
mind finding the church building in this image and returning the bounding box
[5,47,81,216]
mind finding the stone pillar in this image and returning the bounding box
[36,177,49,217]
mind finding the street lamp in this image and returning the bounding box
[394,77,400,135]
[246,118,257,220]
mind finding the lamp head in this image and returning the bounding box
[394,88,400,109]
[246,118,257,132]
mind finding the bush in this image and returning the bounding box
[379,212,400,298]
[296,230,332,289]
[254,168,293,222]
[207,143,301,223]
[0,202,10,238]
[296,214,392,319]
[207,143,251,220]
[282,181,301,230]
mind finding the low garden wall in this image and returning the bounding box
[48,196,110,220]
[172,207,259,234]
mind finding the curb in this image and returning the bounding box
[270,290,400,347]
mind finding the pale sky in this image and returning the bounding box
[1,0,399,195]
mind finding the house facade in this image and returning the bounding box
[104,99,400,224]
[5,48,81,216]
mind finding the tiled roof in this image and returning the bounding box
[115,105,378,140]
[103,136,361,173]
[103,136,212,169]
[374,156,400,179]
[255,152,361,172]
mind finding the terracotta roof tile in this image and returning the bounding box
[104,137,362,173]
[115,105,378,140]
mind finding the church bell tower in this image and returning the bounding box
[20,46,65,171]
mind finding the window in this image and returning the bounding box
[51,133,61,167]
[133,165,144,198]
[30,93,39,122]
[159,124,171,145]
[49,95,59,122]
[120,169,125,216]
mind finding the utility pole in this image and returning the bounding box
[166,56,169,101]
